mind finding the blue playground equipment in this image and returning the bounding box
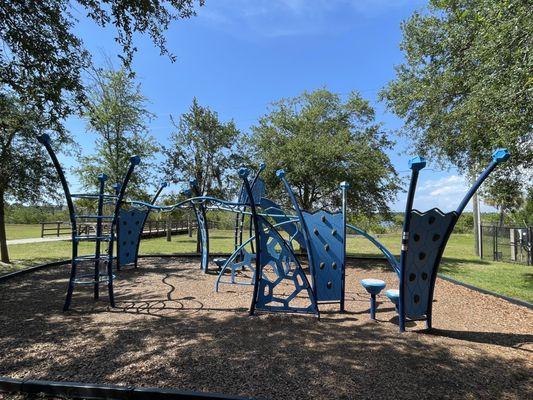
[385,148,510,332]
[240,168,319,316]
[38,134,140,310]
[213,167,400,316]
[38,136,509,330]
[116,182,167,269]
[360,278,387,320]
[277,171,349,311]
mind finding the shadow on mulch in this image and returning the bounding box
[0,258,531,400]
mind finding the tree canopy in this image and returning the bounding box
[0,91,71,262]
[0,0,203,125]
[252,89,399,214]
[74,67,158,198]
[380,0,532,196]
[162,98,248,198]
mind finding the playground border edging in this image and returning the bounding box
[438,273,533,310]
[0,377,249,400]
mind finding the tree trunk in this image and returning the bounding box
[499,207,505,227]
[0,191,10,263]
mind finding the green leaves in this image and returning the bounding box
[0,0,203,129]
[162,98,247,198]
[74,67,157,199]
[381,0,532,174]
[381,0,532,211]
[252,89,399,215]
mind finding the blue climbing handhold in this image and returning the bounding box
[492,148,510,163]
[130,155,141,165]
[408,156,426,171]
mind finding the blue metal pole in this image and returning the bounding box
[340,181,349,312]
[276,170,318,298]
[370,294,377,320]
[456,149,510,215]
[94,173,107,300]
[239,168,262,316]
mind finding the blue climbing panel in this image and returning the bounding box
[302,210,345,302]
[255,217,317,314]
[403,208,456,318]
[239,178,265,206]
[260,197,305,249]
[117,208,148,266]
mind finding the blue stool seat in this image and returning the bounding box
[360,278,386,295]
[213,258,227,271]
[385,289,400,305]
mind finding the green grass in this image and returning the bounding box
[2,228,531,303]
[5,224,43,240]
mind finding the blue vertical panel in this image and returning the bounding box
[117,208,148,266]
[403,208,456,318]
[260,197,305,249]
[240,178,266,206]
[255,217,317,314]
[302,210,345,302]
[195,206,209,273]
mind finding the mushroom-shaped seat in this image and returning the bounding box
[385,289,400,305]
[360,278,386,295]
[213,258,227,271]
[360,278,387,320]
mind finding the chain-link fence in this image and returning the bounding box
[481,225,532,265]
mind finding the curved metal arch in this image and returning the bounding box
[215,219,303,292]
[345,224,399,275]
[275,170,318,294]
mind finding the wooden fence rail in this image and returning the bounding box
[40,219,213,239]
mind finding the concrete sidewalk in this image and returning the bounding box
[7,236,70,245]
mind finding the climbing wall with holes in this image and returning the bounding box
[254,217,317,315]
[117,208,148,266]
[302,210,345,302]
[403,208,457,318]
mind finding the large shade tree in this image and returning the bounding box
[1,0,203,126]
[252,89,400,214]
[74,67,158,198]
[162,98,248,198]
[0,91,71,263]
[380,0,532,197]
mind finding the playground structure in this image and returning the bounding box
[38,135,509,330]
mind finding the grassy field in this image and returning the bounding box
[1,227,531,303]
[5,224,43,240]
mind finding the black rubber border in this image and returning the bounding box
[0,377,249,399]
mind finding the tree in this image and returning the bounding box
[251,89,399,214]
[162,98,248,198]
[74,67,158,198]
[484,177,524,227]
[380,0,532,195]
[1,0,203,128]
[0,91,71,263]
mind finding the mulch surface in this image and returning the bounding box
[0,258,531,400]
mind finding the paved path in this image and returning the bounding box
[7,236,70,245]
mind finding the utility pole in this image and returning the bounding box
[473,192,481,256]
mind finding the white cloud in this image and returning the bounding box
[406,174,496,213]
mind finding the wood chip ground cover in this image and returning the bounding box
[0,259,531,399]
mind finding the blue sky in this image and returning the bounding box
[64,0,493,212]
